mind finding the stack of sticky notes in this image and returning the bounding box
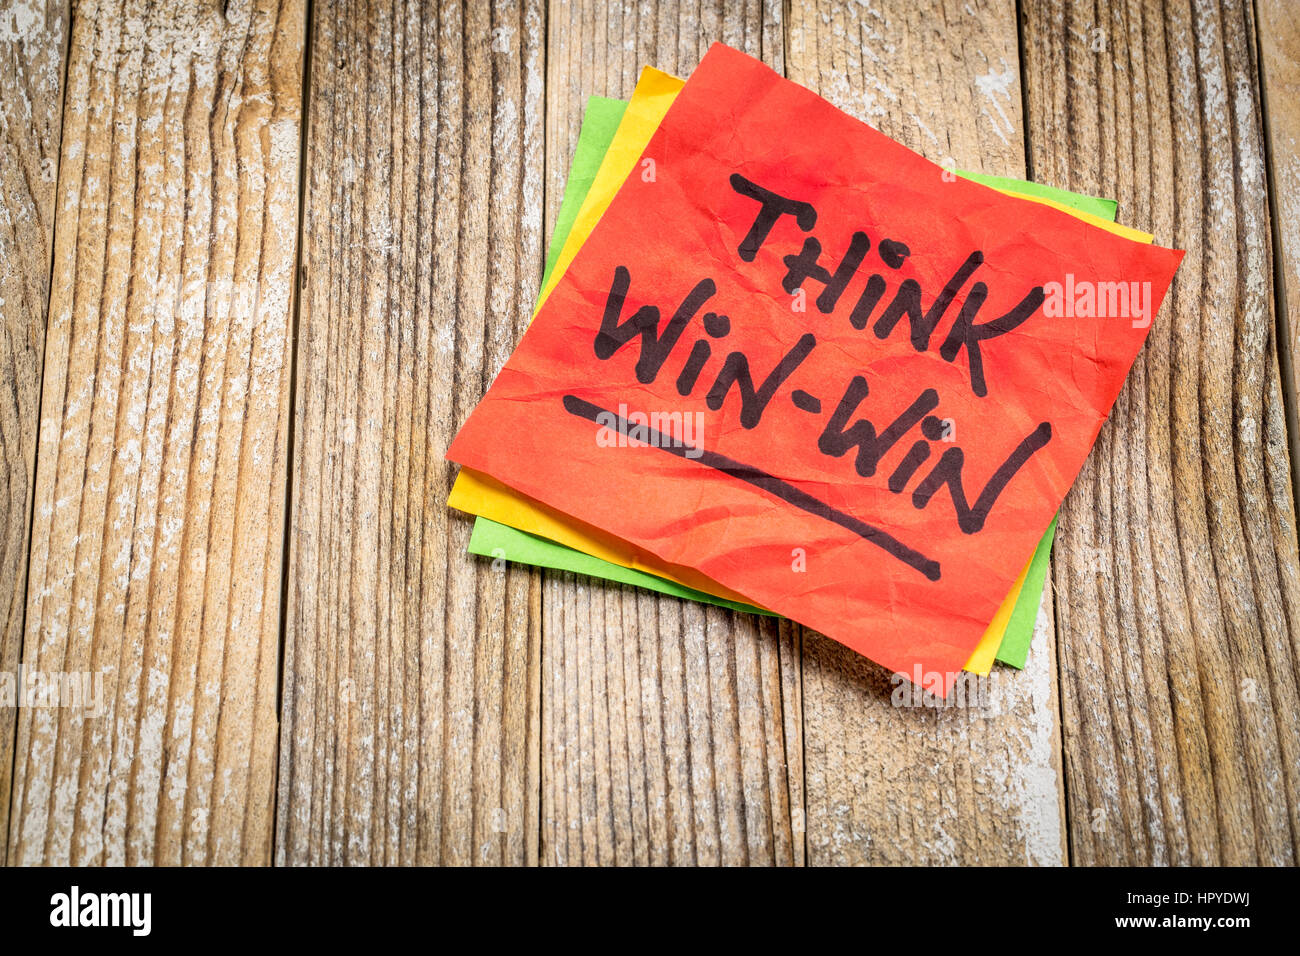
[447,45,1183,697]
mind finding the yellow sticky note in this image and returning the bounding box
[962,551,1033,674]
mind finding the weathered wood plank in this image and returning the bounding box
[0,0,68,865]
[1022,0,1300,864]
[1258,1,1300,478]
[275,0,545,865]
[785,0,1068,865]
[540,0,803,866]
[8,0,306,865]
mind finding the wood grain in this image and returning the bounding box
[8,0,305,865]
[0,0,68,865]
[1022,0,1300,864]
[4,0,1294,870]
[539,0,804,865]
[275,0,545,865]
[1258,1,1300,485]
[785,0,1068,865]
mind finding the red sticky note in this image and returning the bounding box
[448,44,1183,696]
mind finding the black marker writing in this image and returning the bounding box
[729,175,1044,398]
[563,395,942,581]
[574,173,1060,577]
[595,265,716,383]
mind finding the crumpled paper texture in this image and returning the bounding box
[448,44,1184,696]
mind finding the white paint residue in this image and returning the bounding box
[975,59,1017,146]
[1011,600,1066,865]
[0,0,43,43]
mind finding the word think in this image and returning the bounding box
[589,173,1056,563]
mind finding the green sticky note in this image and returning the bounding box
[995,515,1059,668]
[469,97,1120,662]
[956,169,1119,220]
[470,517,776,616]
[542,97,627,287]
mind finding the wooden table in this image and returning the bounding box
[1,0,1297,866]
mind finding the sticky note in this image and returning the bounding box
[455,63,1154,681]
[467,88,1126,674]
[541,96,629,290]
[471,516,776,615]
[996,514,1058,668]
[450,46,1182,694]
